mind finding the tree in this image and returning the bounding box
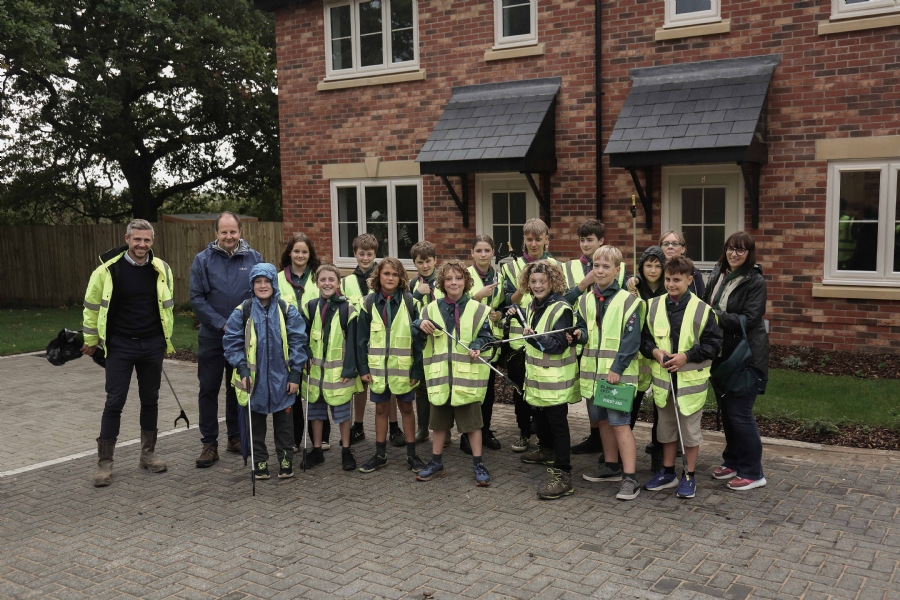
[0,0,281,222]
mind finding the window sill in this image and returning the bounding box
[484,43,545,62]
[655,18,731,41]
[818,12,900,35]
[812,283,900,301]
[318,69,425,91]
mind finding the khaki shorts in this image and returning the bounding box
[656,399,703,447]
[429,402,483,434]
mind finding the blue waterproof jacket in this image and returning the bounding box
[190,239,263,338]
[224,263,308,414]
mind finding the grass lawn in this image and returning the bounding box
[0,307,198,356]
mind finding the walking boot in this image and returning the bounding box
[415,393,430,443]
[139,429,167,473]
[537,468,574,500]
[93,437,116,487]
[195,443,219,468]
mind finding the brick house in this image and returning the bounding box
[259,0,900,354]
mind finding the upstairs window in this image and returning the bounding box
[493,0,538,48]
[664,0,721,28]
[831,0,900,20]
[324,0,418,79]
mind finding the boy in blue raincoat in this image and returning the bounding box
[224,263,308,479]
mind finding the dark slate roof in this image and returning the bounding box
[416,77,560,176]
[606,55,781,168]
[253,0,307,11]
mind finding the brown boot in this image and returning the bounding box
[93,437,116,487]
[225,436,241,454]
[195,443,219,468]
[139,429,168,473]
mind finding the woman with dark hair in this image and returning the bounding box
[703,231,769,491]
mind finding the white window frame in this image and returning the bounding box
[329,177,424,272]
[493,0,538,49]
[664,0,722,29]
[824,160,900,286]
[830,0,900,20]
[323,0,419,81]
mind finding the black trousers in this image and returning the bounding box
[533,403,571,472]
[251,407,294,466]
[197,334,240,446]
[506,350,531,437]
[100,334,165,440]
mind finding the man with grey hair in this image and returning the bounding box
[82,219,175,487]
[190,211,262,468]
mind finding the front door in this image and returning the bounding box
[477,176,540,259]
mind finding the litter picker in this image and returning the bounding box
[301,366,311,472]
[243,378,257,497]
[431,322,522,396]
[483,327,580,350]
[666,368,688,476]
[630,194,637,285]
[161,366,190,429]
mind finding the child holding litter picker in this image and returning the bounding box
[640,256,722,499]
[300,264,362,472]
[412,259,495,487]
[571,246,646,501]
[225,263,308,480]
[509,260,579,500]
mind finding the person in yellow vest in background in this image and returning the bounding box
[82,219,175,487]
[508,260,579,500]
[501,218,557,453]
[640,256,722,500]
[837,199,855,270]
[224,263,308,480]
[412,260,495,487]
[341,233,378,445]
[300,264,362,472]
[571,246,646,501]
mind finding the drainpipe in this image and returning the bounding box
[595,0,603,220]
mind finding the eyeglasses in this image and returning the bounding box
[725,246,747,256]
[660,242,683,248]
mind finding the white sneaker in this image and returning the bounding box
[321,441,331,451]
[511,436,530,452]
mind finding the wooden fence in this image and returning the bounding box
[0,221,284,307]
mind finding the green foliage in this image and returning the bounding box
[0,0,281,222]
[800,419,840,436]
[781,355,806,368]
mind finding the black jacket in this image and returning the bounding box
[703,264,770,386]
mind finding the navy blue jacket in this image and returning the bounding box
[190,239,263,338]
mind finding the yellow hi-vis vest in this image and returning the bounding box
[524,300,579,407]
[501,257,558,350]
[646,294,714,416]
[364,293,416,395]
[341,272,370,309]
[577,290,644,400]
[413,277,444,310]
[82,251,175,356]
[563,259,627,294]
[421,301,491,406]
[231,302,290,407]
[838,215,855,264]
[467,265,504,353]
[277,268,319,316]
[302,302,362,406]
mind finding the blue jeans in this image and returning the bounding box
[715,387,764,480]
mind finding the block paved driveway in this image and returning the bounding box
[2,355,900,599]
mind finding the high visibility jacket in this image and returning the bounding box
[563,259,627,293]
[501,257,558,350]
[577,290,644,400]
[277,268,319,316]
[364,293,417,395]
[412,276,443,310]
[341,272,369,309]
[303,302,362,406]
[467,265,504,357]
[231,302,290,407]
[838,215,855,264]
[420,301,491,406]
[524,300,579,407]
[646,294,714,416]
[82,251,175,355]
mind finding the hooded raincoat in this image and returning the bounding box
[635,246,667,301]
[224,263,308,414]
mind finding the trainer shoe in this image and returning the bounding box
[676,473,696,499]
[473,462,491,487]
[582,464,623,483]
[321,440,331,451]
[616,477,641,501]
[300,448,324,470]
[521,447,555,465]
[511,436,531,452]
[712,466,737,480]
[483,430,502,450]
[415,459,446,481]
[460,433,473,456]
[278,458,293,479]
[225,436,241,454]
[537,468,574,500]
[341,448,356,471]
[727,477,767,491]
[406,454,427,473]
[389,426,407,447]
[358,453,387,473]
[254,462,270,480]
[570,435,603,454]
[350,426,366,445]
[195,443,219,468]
[644,469,678,491]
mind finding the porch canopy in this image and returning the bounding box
[416,77,561,226]
[605,55,781,229]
